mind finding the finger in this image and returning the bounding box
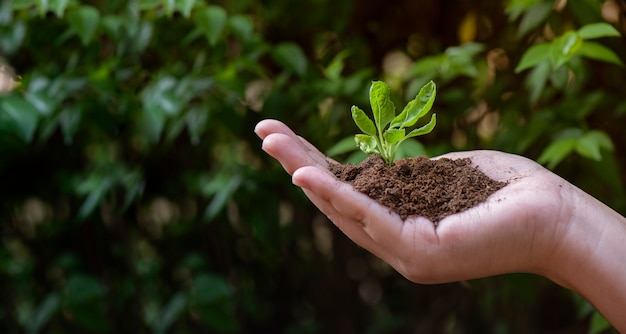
[293,166,426,248]
[255,119,296,140]
[261,133,326,175]
[256,119,331,169]
[294,168,399,266]
[299,187,394,261]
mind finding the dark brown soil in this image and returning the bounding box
[329,154,507,224]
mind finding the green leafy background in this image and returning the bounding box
[1,0,624,332]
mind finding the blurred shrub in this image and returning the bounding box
[0,0,624,333]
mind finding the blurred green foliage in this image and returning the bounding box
[1,0,624,332]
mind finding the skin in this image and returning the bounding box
[255,119,626,331]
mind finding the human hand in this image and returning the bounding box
[255,119,575,283]
[255,119,626,329]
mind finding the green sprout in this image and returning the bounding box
[351,80,437,166]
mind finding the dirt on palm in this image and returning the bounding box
[329,154,507,224]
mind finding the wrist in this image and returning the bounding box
[539,181,626,330]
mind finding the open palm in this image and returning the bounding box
[255,119,574,284]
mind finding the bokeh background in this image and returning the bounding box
[1,0,625,333]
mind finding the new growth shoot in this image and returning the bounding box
[351,80,437,166]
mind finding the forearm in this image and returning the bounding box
[547,185,626,331]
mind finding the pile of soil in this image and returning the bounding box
[329,154,507,224]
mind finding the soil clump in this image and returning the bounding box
[329,154,507,223]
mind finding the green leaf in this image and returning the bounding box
[354,134,378,154]
[77,176,112,220]
[191,274,232,305]
[577,22,620,40]
[1,94,39,142]
[152,292,187,334]
[505,0,543,21]
[383,128,405,144]
[194,5,227,46]
[516,1,552,37]
[391,80,436,129]
[137,0,160,10]
[351,105,376,136]
[588,310,612,334]
[550,31,583,68]
[271,43,308,77]
[50,0,70,17]
[396,139,428,159]
[227,15,254,41]
[577,41,624,66]
[369,81,395,132]
[27,293,61,334]
[58,105,82,145]
[64,275,106,306]
[35,0,48,16]
[175,0,197,18]
[538,138,577,169]
[325,50,349,80]
[0,21,27,55]
[190,274,237,332]
[162,0,175,17]
[10,0,36,11]
[204,173,242,220]
[405,114,437,138]
[326,136,359,157]
[67,5,101,46]
[409,55,440,77]
[575,130,613,161]
[515,42,550,72]
[525,60,551,104]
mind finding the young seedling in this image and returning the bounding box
[351,80,437,166]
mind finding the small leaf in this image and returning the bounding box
[77,177,112,220]
[525,60,551,104]
[515,42,550,72]
[516,1,552,37]
[175,0,197,18]
[538,138,577,169]
[369,81,395,132]
[351,105,376,136]
[550,31,583,68]
[1,94,39,142]
[163,0,175,17]
[505,0,543,21]
[191,274,232,305]
[405,114,436,138]
[58,106,82,145]
[227,15,253,41]
[575,130,613,161]
[63,275,106,306]
[152,292,187,334]
[271,43,308,77]
[391,80,436,129]
[577,22,620,40]
[588,310,612,334]
[354,134,378,154]
[325,50,349,80]
[203,173,242,220]
[383,128,405,144]
[577,41,624,66]
[67,5,100,46]
[10,0,36,11]
[409,56,440,77]
[50,0,70,17]
[396,139,428,159]
[326,136,359,157]
[194,5,227,46]
[27,293,61,334]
